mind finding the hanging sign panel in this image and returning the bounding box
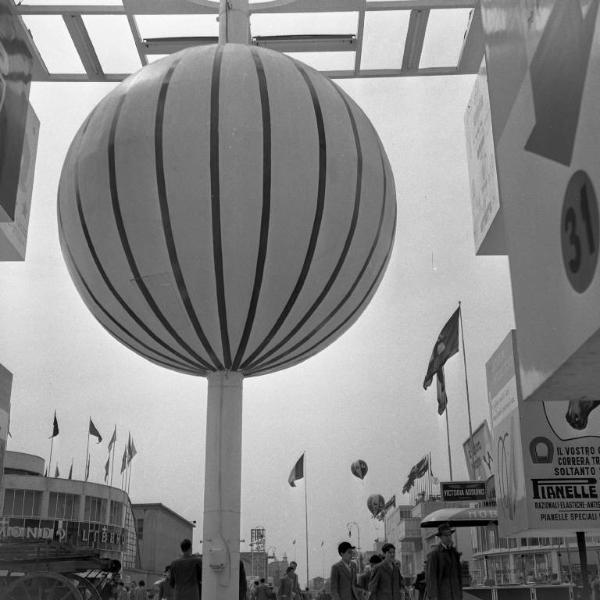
[0,0,33,224]
[441,481,487,502]
[481,0,600,404]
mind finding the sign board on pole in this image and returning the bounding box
[487,330,600,536]
[441,481,488,503]
[463,420,494,481]
[480,0,600,404]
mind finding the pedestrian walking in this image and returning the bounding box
[413,565,426,600]
[358,555,383,594]
[425,524,462,600]
[368,543,405,600]
[157,566,175,600]
[133,581,149,600]
[169,539,203,600]
[290,561,302,599]
[330,541,360,600]
[279,567,297,600]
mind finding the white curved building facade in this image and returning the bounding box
[1,450,139,570]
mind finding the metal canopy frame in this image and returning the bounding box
[10,0,484,82]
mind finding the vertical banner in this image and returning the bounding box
[487,331,600,535]
[0,0,33,223]
[0,362,12,515]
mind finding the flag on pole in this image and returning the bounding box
[68,461,73,480]
[54,465,60,478]
[49,412,59,438]
[423,307,460,390]
[120,448,127,474]
[402,455,430,494]
[85,455,90,481]
[104,457,110,482]
[436,366,448,415]
[108,426,117,451]
[288,453,304,487]
[127,434,137,464]
[89,419,102,444]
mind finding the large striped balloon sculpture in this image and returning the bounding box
[58,44,396,599]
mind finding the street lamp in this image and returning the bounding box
[347,521,362,571]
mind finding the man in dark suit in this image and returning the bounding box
[330,541,360,600]
[368,543,404,600]
[425,524,462,600]
[169,539,202,600]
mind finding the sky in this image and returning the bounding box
[0,3,516,586]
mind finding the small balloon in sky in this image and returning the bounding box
[367,493,385,517]
[351,459,368,480]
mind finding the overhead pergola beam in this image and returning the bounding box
[253,34,356,53]
[143,36,218,55]
[402,9,429,71]
[456,2,484,73]
[12,0,483,83]
[63,13,104,80]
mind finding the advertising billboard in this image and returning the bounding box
[480,0,600,405]
[487,330,600,535]
[0,0,33,223]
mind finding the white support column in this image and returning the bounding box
[219,0,250,44]
[202,371,243,600]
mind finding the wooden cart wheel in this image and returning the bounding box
[5,572,83,600]
[66,574,103,600]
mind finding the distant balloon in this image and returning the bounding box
[367,494,385,517]
[351,459,368,480]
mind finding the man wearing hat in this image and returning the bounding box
[425,524,462,600]
[330,541,360,600]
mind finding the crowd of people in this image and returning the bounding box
[104,523,462,600]
[326,523,461,600]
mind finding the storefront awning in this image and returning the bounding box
[420,506,498,528]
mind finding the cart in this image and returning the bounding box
[0,539,121,599]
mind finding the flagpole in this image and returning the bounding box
[428,452,432,499]
[458,301,476,475]
[127,460,133,495]
[304,450,309,590]
[48,437,54,476]
[110,426,116,486]
[445,404,453,481]
[85,417,91,480]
